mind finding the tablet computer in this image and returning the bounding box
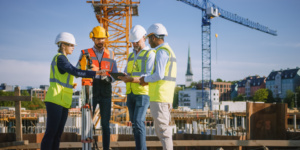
[110,72,126,80]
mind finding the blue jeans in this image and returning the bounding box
[126,92,150,150]
[93,96,111,150]
[41,102,69,150]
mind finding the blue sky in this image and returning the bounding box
[0,0,299,89]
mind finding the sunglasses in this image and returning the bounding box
[63,43,75,47]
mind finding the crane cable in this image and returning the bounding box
[215,33,218,64]
[215,17,218,64]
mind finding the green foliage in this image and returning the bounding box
[266,89,275,103]
[295,86,300,108]
[214,79,240,85]
[253,89,268,102]
[233,94,246,101]
[284,90,295,108]
[187,82,198,88]
[0,90,45,110]
[0,90,15,106]
[173,86,183,109]
[228,80,240,85]
[216,78,223,82]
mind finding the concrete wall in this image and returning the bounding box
[219,101,264,113]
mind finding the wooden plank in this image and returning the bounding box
[0,140,28,148]
[4,140,300,149]
[0,96,31,101]
[14,87,22,142]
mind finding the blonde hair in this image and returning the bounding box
[57,42,64,52]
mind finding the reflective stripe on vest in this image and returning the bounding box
[45,53,74,109]
[130,50,151,76]
[49,56,73,89]
[82,48,114,75]
[153,51,177,82]
[126,50,154,95]
[149,44,177,103]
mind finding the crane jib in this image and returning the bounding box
[178,0,277,36]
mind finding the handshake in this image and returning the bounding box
[117,74,148,86]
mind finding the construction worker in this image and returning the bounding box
[118,25,155,150]
[41,32,106,150]
[76,26,118,150]
[140,23,177,150]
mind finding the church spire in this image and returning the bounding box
[186,44,193,75]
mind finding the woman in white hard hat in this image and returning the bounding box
[41,32,106,150]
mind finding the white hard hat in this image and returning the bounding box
[129,25,147,42]
[55,32,77,46]
[146,23,168,37]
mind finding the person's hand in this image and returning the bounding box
[96,69,108,76]
[91,64,99,71]
[73,83,77,89]
[139,76,148,86]
[118,73,133,83]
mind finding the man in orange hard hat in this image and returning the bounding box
[76,26,118,150]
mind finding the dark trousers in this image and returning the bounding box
[127,92,150,150]
[41,102,69,150]
[93,96,111,150]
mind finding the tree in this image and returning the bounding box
[233,94,246,101]
[173,86,183,109]
[0,90,15,107]
[228,80,240,85]
[253,89,268,102]
[284,90,295,108]
[266,89,275,103]
[0,90,45,110]
[187,82,198,88]
[295,86,300,107]
[216,78,223,82]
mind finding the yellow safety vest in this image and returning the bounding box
[149,44,177,103]
[126,49,155,95]
[45,53,74,108]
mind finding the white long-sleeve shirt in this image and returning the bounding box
[144,43,170,83]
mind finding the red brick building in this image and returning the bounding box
[32,89,47,101]
[237,76,266,98]
[196,81,232,101]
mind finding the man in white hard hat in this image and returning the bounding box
[118,25,155,150]
[140,23,177,150]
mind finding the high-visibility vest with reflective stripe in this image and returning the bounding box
[126,49,155,95]
[149,44,177,103]
[45,53,74,108]
[80,48,114,76]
